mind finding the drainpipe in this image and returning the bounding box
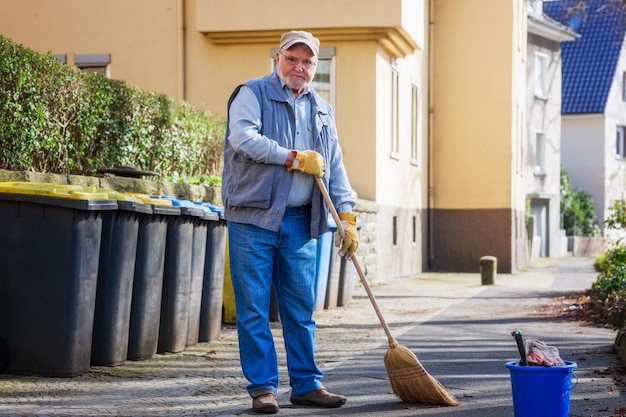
[427,0,436,270]
[177,0,186,99]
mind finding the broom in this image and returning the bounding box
[315,177,459,406]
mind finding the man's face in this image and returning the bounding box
[276,44,317,92]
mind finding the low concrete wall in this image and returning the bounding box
[352,199,378,283]
[567,236,606,258]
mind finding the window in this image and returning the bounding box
[534,52,548,99]
[271,47,335,107]
[74,54,111,77]
[309,48,336,108]
[617,126,626,159]
[410,84,419,164]
[622,72,626,101]
[390,62,399,158]
[534,131,546,176]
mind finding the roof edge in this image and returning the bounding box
[528,14,579,42]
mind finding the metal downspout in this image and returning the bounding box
[177,0,186,99]
[427,0,436,270]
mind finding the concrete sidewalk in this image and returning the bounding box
[0,257,624,416]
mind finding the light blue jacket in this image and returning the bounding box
[222,71,356,238]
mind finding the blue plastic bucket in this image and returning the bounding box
[506,360,577,417]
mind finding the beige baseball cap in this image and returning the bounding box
[279,30,320,57]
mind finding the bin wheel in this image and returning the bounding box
[0,339,8,372]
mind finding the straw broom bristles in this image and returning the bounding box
[384,340,459,406]
[315,177,459,407]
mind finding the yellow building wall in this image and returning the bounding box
[433,0,516,210]
[334,42,378,202]
[184,34,274,115]
[431,0,527,273]
[0,0,184,99]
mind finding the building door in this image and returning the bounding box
[530,200,549,257]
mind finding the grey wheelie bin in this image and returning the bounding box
[90,193,152,366]
[0,182,117,376]
[198,204,227,342]
[185,203,216,347]
[127,196,180,361]
[157,197,204,354]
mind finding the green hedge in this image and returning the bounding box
[0,35,225,180]
[560,168,600,236]
[594,199,626,301]
[594,244,626,300]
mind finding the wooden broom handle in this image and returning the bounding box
[315,177,396,346]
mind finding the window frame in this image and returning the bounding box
[390,61,400,159]
[410,83,419,165]
[53,54,67,65]
[534,51,548,100]
[534,131,547,176]
[617,126,626,160]
[74,53,111,77]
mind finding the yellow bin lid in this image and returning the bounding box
[0,182,110,200]
[0,182,118,211]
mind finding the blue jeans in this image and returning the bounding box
[227,206,323,397]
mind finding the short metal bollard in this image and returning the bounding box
[480,256,497,285]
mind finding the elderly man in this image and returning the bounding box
[221,30,359,414]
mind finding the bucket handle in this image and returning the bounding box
[570,371,579,391]
[561,371,579,402]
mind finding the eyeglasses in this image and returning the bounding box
[279,51,317,69]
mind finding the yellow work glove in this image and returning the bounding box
[287,150,324,177]
[334,212,359,259]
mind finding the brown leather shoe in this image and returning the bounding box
[290,387,347,408]
[252,389,279,414]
